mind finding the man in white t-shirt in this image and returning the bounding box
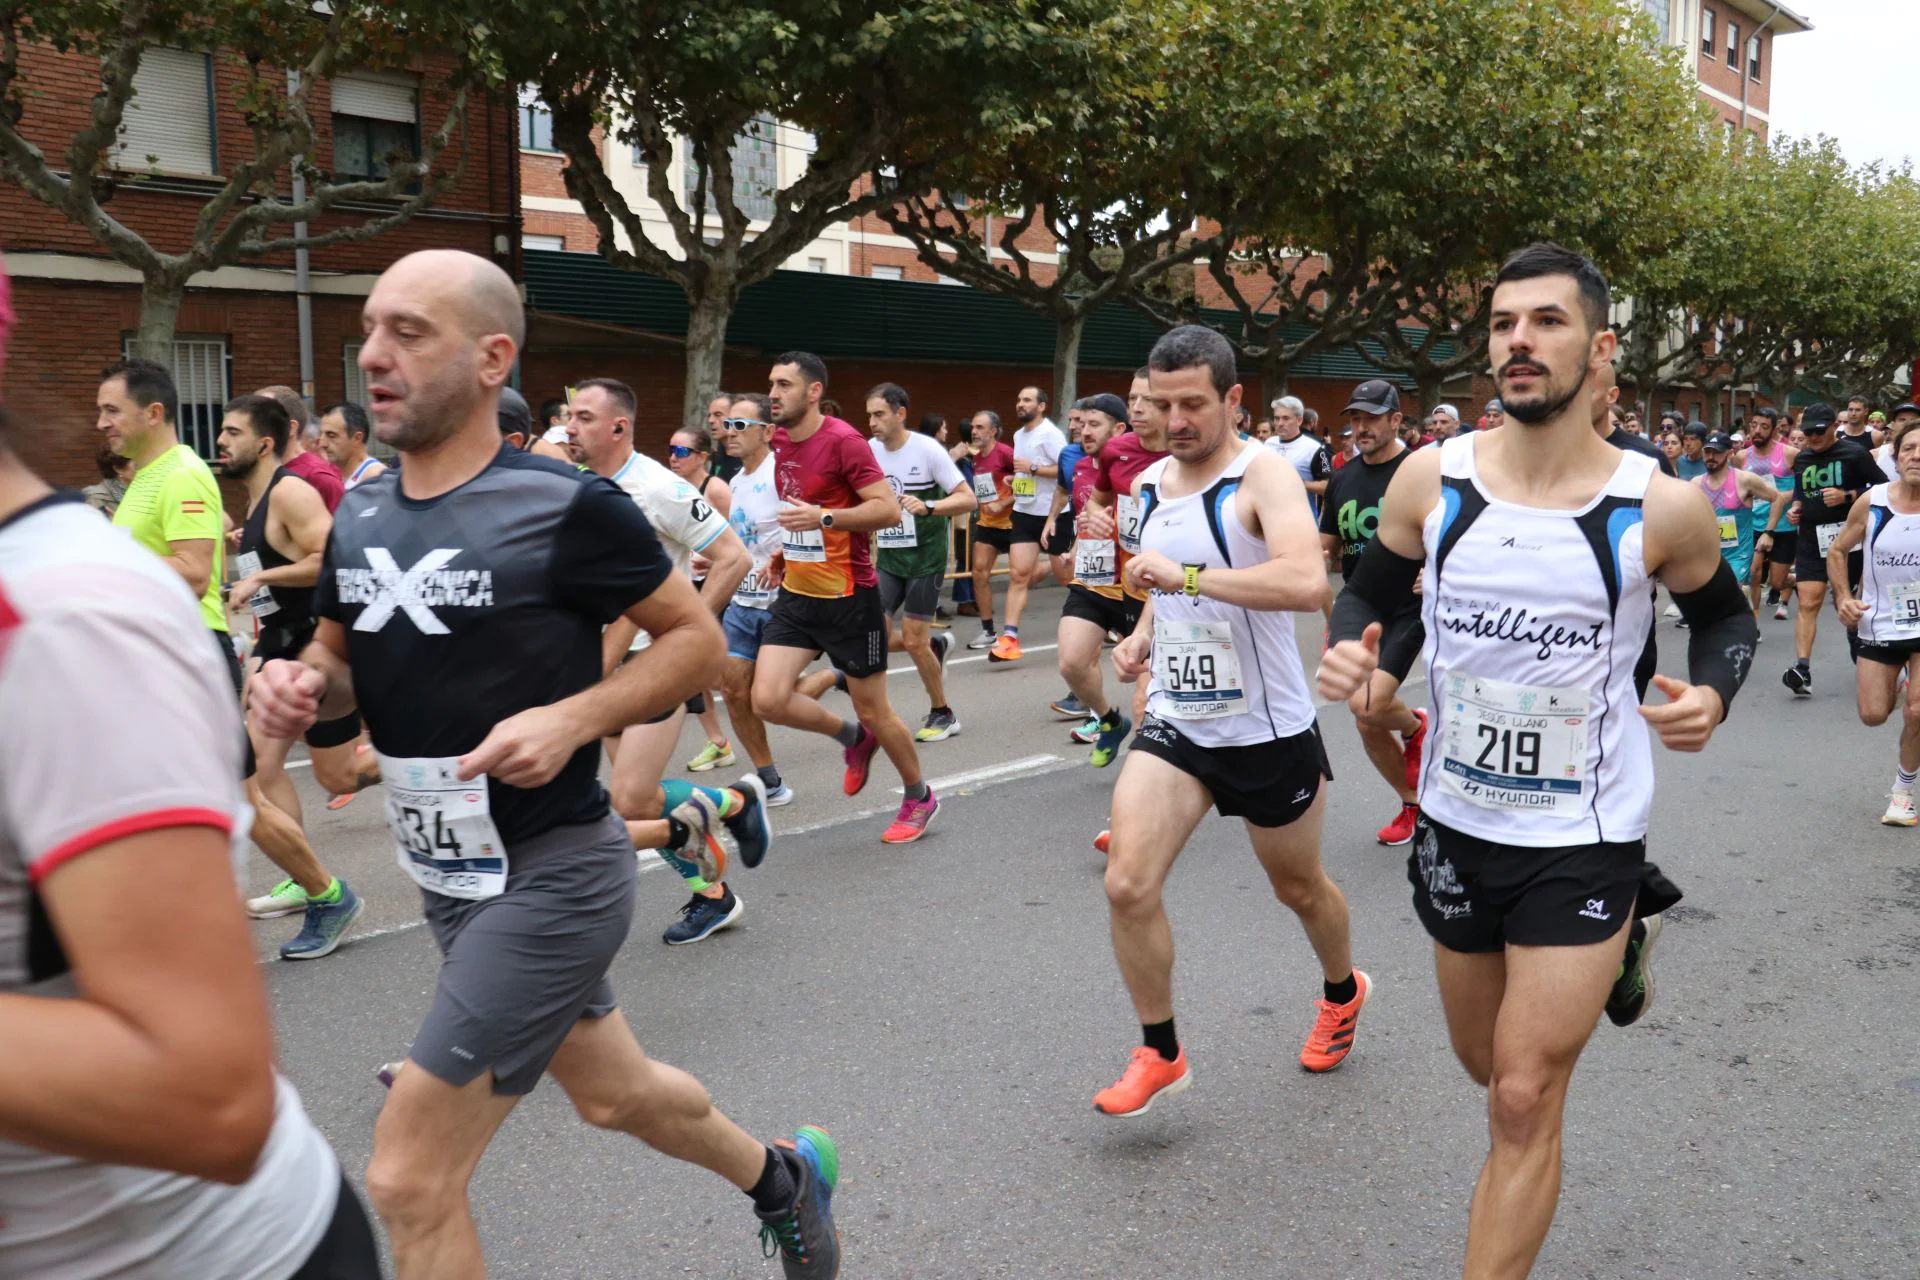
[0,331,371,1275]
[867,382,977,740]
[989,384,1067,663]
[566,377,773,948]
[1266,394,1331,515]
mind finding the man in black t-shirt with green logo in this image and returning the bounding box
[1320,380,1426,847]
[1784,400,1886,696]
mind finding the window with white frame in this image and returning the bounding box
[1726,20,1740,68]
[1747,33,1762,80]
[683,113,779,222]
[870,265,904,281]
[1701,8,1715,54]
[117,48,215,176]
[519,85,557,153]
[524,234,565,252]
[805,256,828,272]
[123,335,229,460]
[332,71,420,180]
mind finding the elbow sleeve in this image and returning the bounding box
[1673,560,1759,719]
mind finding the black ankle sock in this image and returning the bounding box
[904,780,930,802]
[664,817,690,850]
[713,883,736,909]
[1323,974,1359,1006]
[1629,917,1647,945]
[757,764,783,791]
[747,1145,798,1214]
[831,719,864,748]
[1795,658,1810,674]
[1100,707,1120,728]
[1142,1017,1179,1062]
[932,705,952,716]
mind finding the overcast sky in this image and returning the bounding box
[1767,1,1916,172]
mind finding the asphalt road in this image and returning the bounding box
[259,584,1920,1279]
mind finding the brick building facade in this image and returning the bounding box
[6,40,516,487]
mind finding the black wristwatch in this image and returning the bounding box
[820,510,836,529]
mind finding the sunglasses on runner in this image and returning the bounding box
[721,417,769,431]
[667,444,697,458]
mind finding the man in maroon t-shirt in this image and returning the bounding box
[256,385,344,513]
[750,351,938,844]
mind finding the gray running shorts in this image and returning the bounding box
[412,813,635,1095]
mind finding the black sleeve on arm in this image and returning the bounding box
[1671,559,1759,720]
[1330,538,1423,655]
[550,475,675,624]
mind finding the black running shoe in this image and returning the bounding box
[1782,666,1810,697]
[756,1127,840,1279]
[1605,914,1662,1027]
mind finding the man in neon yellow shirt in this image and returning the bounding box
[100,359,227,632]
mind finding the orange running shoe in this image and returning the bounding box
[325,792,356,811]
[1093,1045,1190,1116]
[988,632,1024,663]
[1376,803,1417,846]
[1300,970,1371,1073]
[1093,830,1111,856]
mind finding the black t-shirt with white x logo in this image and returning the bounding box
[314,445,672,844]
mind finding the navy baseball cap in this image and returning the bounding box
[1344,379,1401,415]
[1703,431,1734,451]
[1079,392,1129,423]
[497,385,532,442]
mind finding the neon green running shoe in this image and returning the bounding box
[247,878,308,919]
[687,740,737,772]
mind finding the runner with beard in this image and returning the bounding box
[1739,407,1799,618]
[1083,370,1172,854]
[1046,393,1134,763]
[987,386,1067,663]
[1094,326,1366,1116]
[1697,431,1787,609]
[248,251,840,1279]
[1320,243,1756,1279]
[1828,416,1920,826]
[751,351,937,844]
[1783,402,1885,697]
[1319,380,1426,848]
[214,394,371,957]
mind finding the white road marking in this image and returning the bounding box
[263,750,1080,960]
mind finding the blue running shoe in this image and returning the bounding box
[725,773,772,869]
[1090,711,1131,769]
[757,1126,841,1279]
[663,892,744,945]
[280,882,365,960]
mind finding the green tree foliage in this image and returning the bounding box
[0,0,477,357]
[497,0,1114,429]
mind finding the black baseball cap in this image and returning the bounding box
[1079,392,1129,423]
[1703,431,1734,451]
[497,385,532,442]
[1684,420,1709,439]
[1344,379,1401,415]
[1892,402,1920,418]
[1800,402,1837,432]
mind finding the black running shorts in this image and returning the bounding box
[972,523,1011,554]
[763,584,890,678]
[1061,584,1142,635]
[1858,637,1920,668]
[1130,715,1331,829]
[1407,813,1643,953]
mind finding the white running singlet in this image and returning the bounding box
[1856,483,1920,647]
[1138,441,1317,746]
[727,453,783,610]
[1418,434,1658,846]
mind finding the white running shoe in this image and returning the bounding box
[1882,792,1918,827]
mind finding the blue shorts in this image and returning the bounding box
[722,601,772,661]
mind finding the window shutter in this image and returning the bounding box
[332,72,418,124]
[118,48,213,175]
